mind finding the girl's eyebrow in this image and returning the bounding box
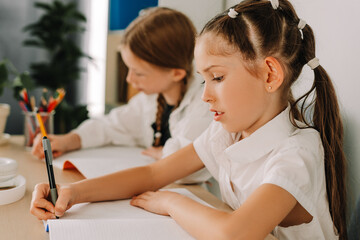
[197,65,224,74]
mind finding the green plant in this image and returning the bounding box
[55,100,89,133]
[23,0,91,89]
[22,0,91,133]
[0,59,35,99]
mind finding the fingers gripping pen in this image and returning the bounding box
[36,110,59,219]
[42,136,58,217]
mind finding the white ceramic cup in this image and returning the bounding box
[0,103,10,139]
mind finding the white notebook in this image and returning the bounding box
[46,188,211,240]
[52,146,155,179]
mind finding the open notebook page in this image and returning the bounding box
[52,146,155,179]
[49,219,193,240]
[47,188,212,240]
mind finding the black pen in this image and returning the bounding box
[36,111,59,218]
[42,136,58,211]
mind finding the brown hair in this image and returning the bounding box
[200,0,347,238]
[121,7,196,146]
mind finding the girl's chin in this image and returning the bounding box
[221,123,240,134]
[143,90,161,95]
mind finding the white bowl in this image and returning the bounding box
[0,175,26,205]
[0,158,18,182]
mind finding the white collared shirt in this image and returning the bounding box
[73,75,213,183]
[194,107,338,239]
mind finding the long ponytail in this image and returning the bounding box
[313,66,347,239]
[292,22,347,240]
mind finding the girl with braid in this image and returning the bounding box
[31,7,212,183]
[31,1,346,239]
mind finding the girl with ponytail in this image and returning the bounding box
[31,1,346,239]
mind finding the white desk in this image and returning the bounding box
[0,136,276,240]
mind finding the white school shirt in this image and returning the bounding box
[193,107,338,239]
[73,76,212,183]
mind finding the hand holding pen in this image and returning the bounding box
[30,182,76,220]
[31,132,82,160]
[36,111,59,218]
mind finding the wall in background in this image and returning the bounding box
[158,0,224,32]
[109,0,158,31]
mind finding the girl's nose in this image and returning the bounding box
[201,83,213,103]
[126,70,134,84]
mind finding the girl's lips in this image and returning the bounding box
[211,109,224,121]
[134,86,143,92]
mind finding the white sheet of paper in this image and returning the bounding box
[49,219,193,240]
[53,146,155,179]
[47,188,211,240]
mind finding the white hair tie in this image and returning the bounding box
[298,19,306,39]
[298,19,307,30]
[228,8,238,18]
[269,0,279,10]
[307,57,320,70]
[154,132,162,138]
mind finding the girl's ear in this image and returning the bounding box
[171,68,187,82]
[264,57,284,92]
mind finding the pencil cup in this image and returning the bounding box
[23,111,54,149]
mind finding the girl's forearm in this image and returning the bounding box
[64,132,82,151]
[166,195,232,240]
[69,144,202,205]
[71,165,158,204]
[166,184,293,240]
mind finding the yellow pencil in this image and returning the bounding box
[30,96,36,111]
[36,111,47,137]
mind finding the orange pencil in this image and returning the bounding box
[47,88,65,112]
[36,111,47,137]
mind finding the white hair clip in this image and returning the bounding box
[269,0,279,10]
[228,8,239,18]
[307,57,320,70]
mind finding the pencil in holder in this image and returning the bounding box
[23,111,54,149]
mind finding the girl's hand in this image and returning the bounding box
[31,134,61,159]
[30,183,76,220]
[31,133,81,159]
[141,146,163,160]
[130,190,179,216]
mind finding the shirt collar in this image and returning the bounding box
[223,106,297,163]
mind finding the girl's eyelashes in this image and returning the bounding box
[200,74,224,84]
[213,76,223,81]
